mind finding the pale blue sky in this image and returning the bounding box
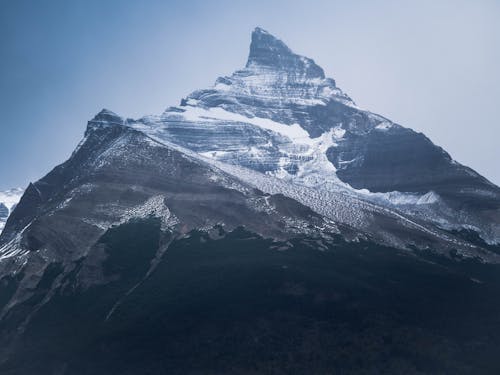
[1,0,499,189]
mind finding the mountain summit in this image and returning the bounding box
[246,27,325,79]
[1,28,500,373]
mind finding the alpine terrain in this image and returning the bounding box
[1,28,500,374]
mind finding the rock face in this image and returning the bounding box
[0,27,500,374]
[328,126,498,197]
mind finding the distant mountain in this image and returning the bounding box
[0,188,23,233]
[0,28,499,374]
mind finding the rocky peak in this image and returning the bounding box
[85,109,125,135]
[88,109,124,126]
[246,27,325,79]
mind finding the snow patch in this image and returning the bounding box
[375,122,392,130]
[179,106,313,145]
[120,195,178,230]
[362,190,441,206]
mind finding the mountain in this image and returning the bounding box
[0,188,23,233]
[133,27,500,245]
[0,28,500,374]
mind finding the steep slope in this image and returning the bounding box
[0,111,336,261]
[0,114,347,365]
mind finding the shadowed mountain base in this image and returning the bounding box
[1,220,500,374]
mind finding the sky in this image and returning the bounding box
[1,0,499,190]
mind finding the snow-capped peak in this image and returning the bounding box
[0,188,24,233]
[89,109,124,125]
[246,27,325,80]
[173,27,357,138]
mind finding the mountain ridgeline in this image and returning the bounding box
[1,28,500,374]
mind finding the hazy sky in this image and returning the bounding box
[1,0,499,190]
